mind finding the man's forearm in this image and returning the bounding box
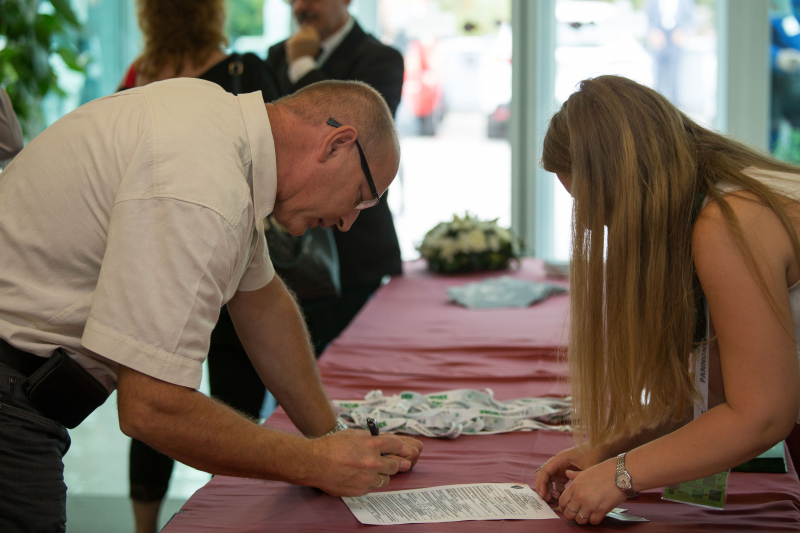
[117,363,423,497]
[117,365,315,482]
[227,277,338,436]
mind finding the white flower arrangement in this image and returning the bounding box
[418,213,522,273]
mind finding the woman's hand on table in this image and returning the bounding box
[534,444,606,502]
[558,459,628,525]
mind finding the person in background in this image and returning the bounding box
[0,76,422,533]
[117,2,279,531]
[0,87,23,163]
[266,0,403,355]
[535,76,799,525]
[645,0,695,106]
[118,0,278,100]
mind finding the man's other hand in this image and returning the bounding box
[306,430,423,497]
[287,25,321,63]
[392,436,423,471]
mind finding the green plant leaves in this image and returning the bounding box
[0,0,85,137]
[50,0,80,27]
[55,45,84,71]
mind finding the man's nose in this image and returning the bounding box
[335,210,360,232]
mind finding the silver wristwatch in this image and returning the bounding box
[615,453,639,498]
[326,419,348,435]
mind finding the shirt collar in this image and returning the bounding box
[236,91,277,222]
[317,16,355,66]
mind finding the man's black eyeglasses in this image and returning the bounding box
[327,118,380,209]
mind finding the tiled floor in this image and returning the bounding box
[66,495,186,533]
[63,361,276,532]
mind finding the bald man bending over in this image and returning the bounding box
[0,78,421,532]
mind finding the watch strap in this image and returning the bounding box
[326,419,348,435]
[616,452,640,498]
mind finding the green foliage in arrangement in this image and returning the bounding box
[0,0,86,137]
[418,213,522,274]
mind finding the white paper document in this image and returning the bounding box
[342,483,559,525]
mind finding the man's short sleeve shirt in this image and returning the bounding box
[0,79,277,390]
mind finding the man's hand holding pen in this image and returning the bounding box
[303,424,423,497]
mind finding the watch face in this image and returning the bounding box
[615,473,632,490]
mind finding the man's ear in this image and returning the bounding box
[319,125,358,163]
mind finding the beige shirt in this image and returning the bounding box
[0,78,276,390]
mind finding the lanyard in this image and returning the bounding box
[667,299,730,511]
[332,389,572,438]
[693,299,711,419]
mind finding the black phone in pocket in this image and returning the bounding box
[23,349,110,429]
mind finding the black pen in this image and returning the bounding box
[366,417,385,456]
[366,417,380,436]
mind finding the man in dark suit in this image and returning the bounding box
[266,0,403,354]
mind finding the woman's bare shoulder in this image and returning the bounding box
[693,190,798,288]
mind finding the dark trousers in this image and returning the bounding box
[129,309,265,502]
[302,283,381,356]
[0,361,71,533]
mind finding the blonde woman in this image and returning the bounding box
[535,75,800,525]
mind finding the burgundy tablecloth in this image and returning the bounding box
[164,260,800,532]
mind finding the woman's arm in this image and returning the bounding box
[535,416,687,500]
[556,193,800,525]
[534,420,686,502]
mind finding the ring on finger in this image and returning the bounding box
[567,505,579,514]
[579,511,588,520]
[377,474,387,488]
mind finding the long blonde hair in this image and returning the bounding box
[542,75,800,446]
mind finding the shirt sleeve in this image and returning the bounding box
[0,88,23,160]
[82,198,241,389]
[288,56,317,84]
[238,218,275,291]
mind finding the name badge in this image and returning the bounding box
[661,471,730,510]
[662,299,729,509]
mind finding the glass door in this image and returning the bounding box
[548,0,718,261]
[376,0,513,260]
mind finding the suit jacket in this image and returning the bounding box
[266,21,404,288]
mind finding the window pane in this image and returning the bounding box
[229,0,292,56]
[42,0,140,127]
[377,0,513,260]
[550,0,718,262]
[770,0,800,162]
